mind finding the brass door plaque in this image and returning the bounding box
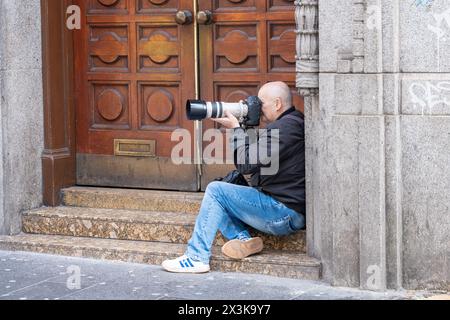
[114,139,156,157]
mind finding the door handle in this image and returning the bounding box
[197,10,213,25]
[175,10,193,25]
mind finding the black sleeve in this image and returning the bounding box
[230,126,287,176]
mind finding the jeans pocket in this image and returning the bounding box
[265,216,294,236]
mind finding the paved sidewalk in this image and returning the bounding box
[0,250,445,300]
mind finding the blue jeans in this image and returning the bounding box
[185,181,306,264]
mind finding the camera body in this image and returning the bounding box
[186,96,263,128]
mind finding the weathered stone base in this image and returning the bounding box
[6,186,318,280]
[0,234,321,280]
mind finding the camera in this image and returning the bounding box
[186,96,263,128]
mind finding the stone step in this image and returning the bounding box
[22,206,307,253]
[0,234,321,280]
[62,187,203,214]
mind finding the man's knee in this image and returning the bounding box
[205,181,226,196]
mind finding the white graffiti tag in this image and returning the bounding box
[409,81,450,115]
[428,8,450,40]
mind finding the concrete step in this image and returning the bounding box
[62,187,203,214]
[22,206,307,253]
[0,234,321,280]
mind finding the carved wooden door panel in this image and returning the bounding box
[197,0,303,189]
[74,0,198,191]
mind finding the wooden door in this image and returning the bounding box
[74,0,199,191]
[198,0,303,189]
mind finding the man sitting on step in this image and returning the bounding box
[162,81,306,273]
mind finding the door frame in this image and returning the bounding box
[42,0,77,206]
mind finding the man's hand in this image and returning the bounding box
[212,110,241,129]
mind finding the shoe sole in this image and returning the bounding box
[221,238,264,260]
[162,262,210,274]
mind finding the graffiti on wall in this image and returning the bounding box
[409,81,450,115]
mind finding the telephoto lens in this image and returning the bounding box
[186,96,262,128]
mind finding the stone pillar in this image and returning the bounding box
[0,0,44,235]
[295,0,330,281]
[391,0,450,291]
[295,0,319,96]
[308,0,449,291]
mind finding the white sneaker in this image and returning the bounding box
[162,255,210,274]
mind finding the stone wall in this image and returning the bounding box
[0,0,44,235]
[298,0,450,291]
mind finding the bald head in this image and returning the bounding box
[258,81,293,122]
[259,81,293,111]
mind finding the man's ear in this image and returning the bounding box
[275,97,283,111]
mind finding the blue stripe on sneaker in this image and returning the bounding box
[179,261,185,268]
[184,260,191,268]
[186,259,194,268]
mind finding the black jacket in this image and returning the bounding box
[231,107,306,215]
